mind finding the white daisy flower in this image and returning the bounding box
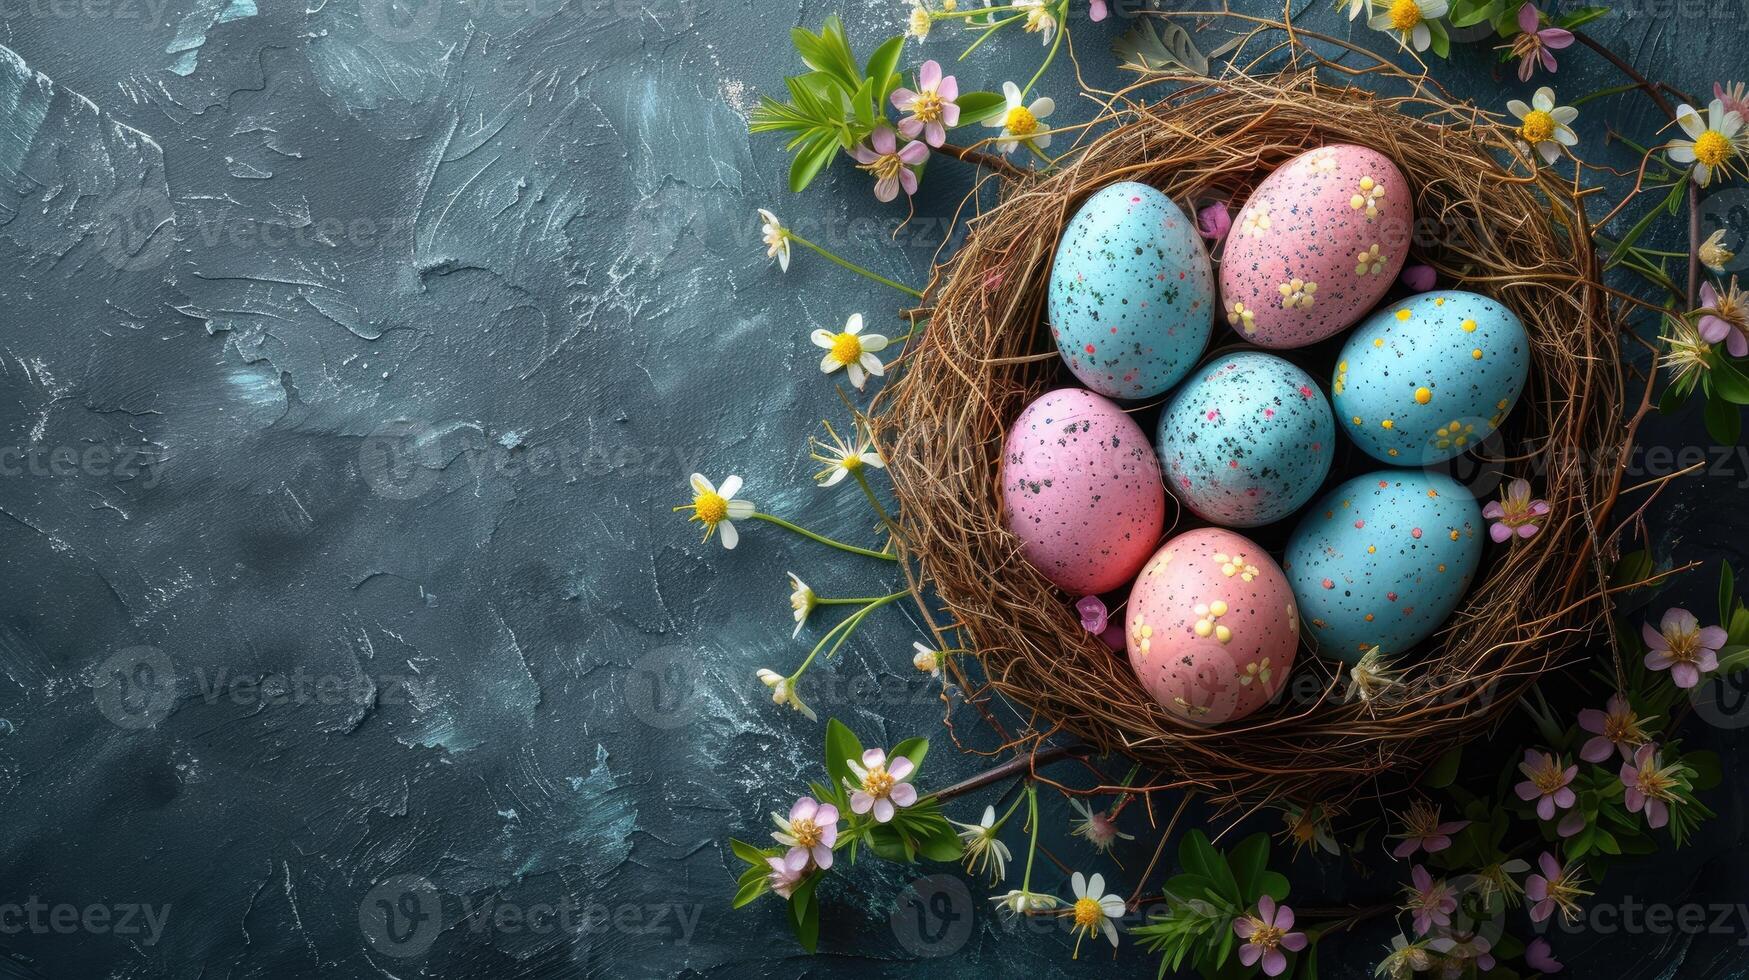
[757,208,790,271]
[1011,0,1057,43]
[992,888,1059,918]
[1507,87,1580,166]
[1669,98,1746,187]
[949,805,1011,883]
[810,313,889,390]
[1368,0,1448,53]
[787,573,817,638]
[912,641,941,677]
[676,473,754,549]
[809,419,885,487]
[757,668,816,721]
[983,81,1055,155]
[1064,871,1126,957]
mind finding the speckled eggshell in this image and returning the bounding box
[1125,528,1299,726]
[1048,182,1215,400]
[1001,388,1166,594]
[1333,290,1531,465]
[1154,353,1335,528]
[1283,471,1483,664]
[1220,145,1412,349]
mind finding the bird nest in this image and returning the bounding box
[873,63,1631,809]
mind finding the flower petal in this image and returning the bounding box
[718,520,739,550]
[718,475,743,500]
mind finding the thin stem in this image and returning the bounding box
[1574,29,1680,121]
[1020,783,1040,892]
[787,234,923,299]
[750,513,899,560]
[852,468,896,529]
[931,743,1095,802]
[792,592,907,678]
[817,595,897,605]
[1688,179,1702,308]
[931,141,1028,181]
[959,16,1023,61]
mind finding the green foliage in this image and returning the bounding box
[1134,831,1294,979]
[749,18,1000,193]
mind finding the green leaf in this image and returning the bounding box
[793,16,861,94]
[890,737,929,775]
[1611,550,1654,591]
[1228,833,1271,903]
[1428,22,1451,58]
[824,718,864,796]
[911,813,966,861]
[788,132,840,193]
[864,35,904,110]
[1427,746,1463,789]
[952,90,1007,128]
[1712,357,1749,405]
[1449,0,1501,28]
[730,837,770,867]
[1112,18,1209,75]
[1594,828,1622,855]
[789,877,821,952]
[732,864,771,908]
[1164,873,1215,899]
[1260,871,1290,901]
[1659,368,1695,414]
[1716,644,1749,674]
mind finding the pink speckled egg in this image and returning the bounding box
[1001,388,1165,595]
[1220,145,1412,349]
[1124,528,1299,726]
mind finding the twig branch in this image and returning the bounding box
[930,742,1094,802]
[932,141,1031,182]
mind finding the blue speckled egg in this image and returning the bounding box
[1154,353,1335,527]
[1332,290,1530,465]
[1283,471,1483,664]
[1048,182,1215,400]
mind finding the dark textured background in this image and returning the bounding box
[1,0,1747,976]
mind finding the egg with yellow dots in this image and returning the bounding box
[1331,290,1530,465]
[1124,528,1299,727]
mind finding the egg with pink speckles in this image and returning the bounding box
[1220,145,1412,349]
[1125,528,1299,726]
[1283,471,1483,664]
[1001,388,1166,594]
[1048,182,1216,399]
[1154,353,1335,527]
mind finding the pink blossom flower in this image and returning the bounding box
[1555,809,1585,839]
[890,60,960,147]
[771,795,839,871]
[849,127,928,203]
[1089,0,1109,21]
[1525,937,1564,973]
[847,747,918,822]
[1197,201,1232,241]
[1515,749,1578,821]
[765,855,807,899]
[1430,930,1495,976]
[1403,866,1458,936]
[1232,895,1307,977]
[1483,478,1550,543]
[1578,693,1651,763]
[1620,742,1684,829]
[1643,608,1726,689]
[1718,81,1749,122]
[1391,799,1470,858]
[1076,595,1109,633]
[1525,852,1590,923]
[1505,3,1573,82]
[1400,264,1437,292]
[1696,279,1749,358]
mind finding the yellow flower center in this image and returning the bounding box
[840,453,865,472]
[1696,129,1733,168]
[1073,897,1102,927]
[790,817,822,849]
[693,491,727,525]
[830,332,864,365]
[1603,711,1642,743]
[863,766,894,798]
[1389,0,1423,30]
[1520,110,1555,145]
[1249,920,1285,951]
[1663,625,1701,664]
[1634,763,1677,801]
[912,91,945,123]
[857,152,904,182]
[1532,762,1567,794]
[1005,105,1039,137]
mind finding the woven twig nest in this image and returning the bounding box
[875,67,1629,809]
